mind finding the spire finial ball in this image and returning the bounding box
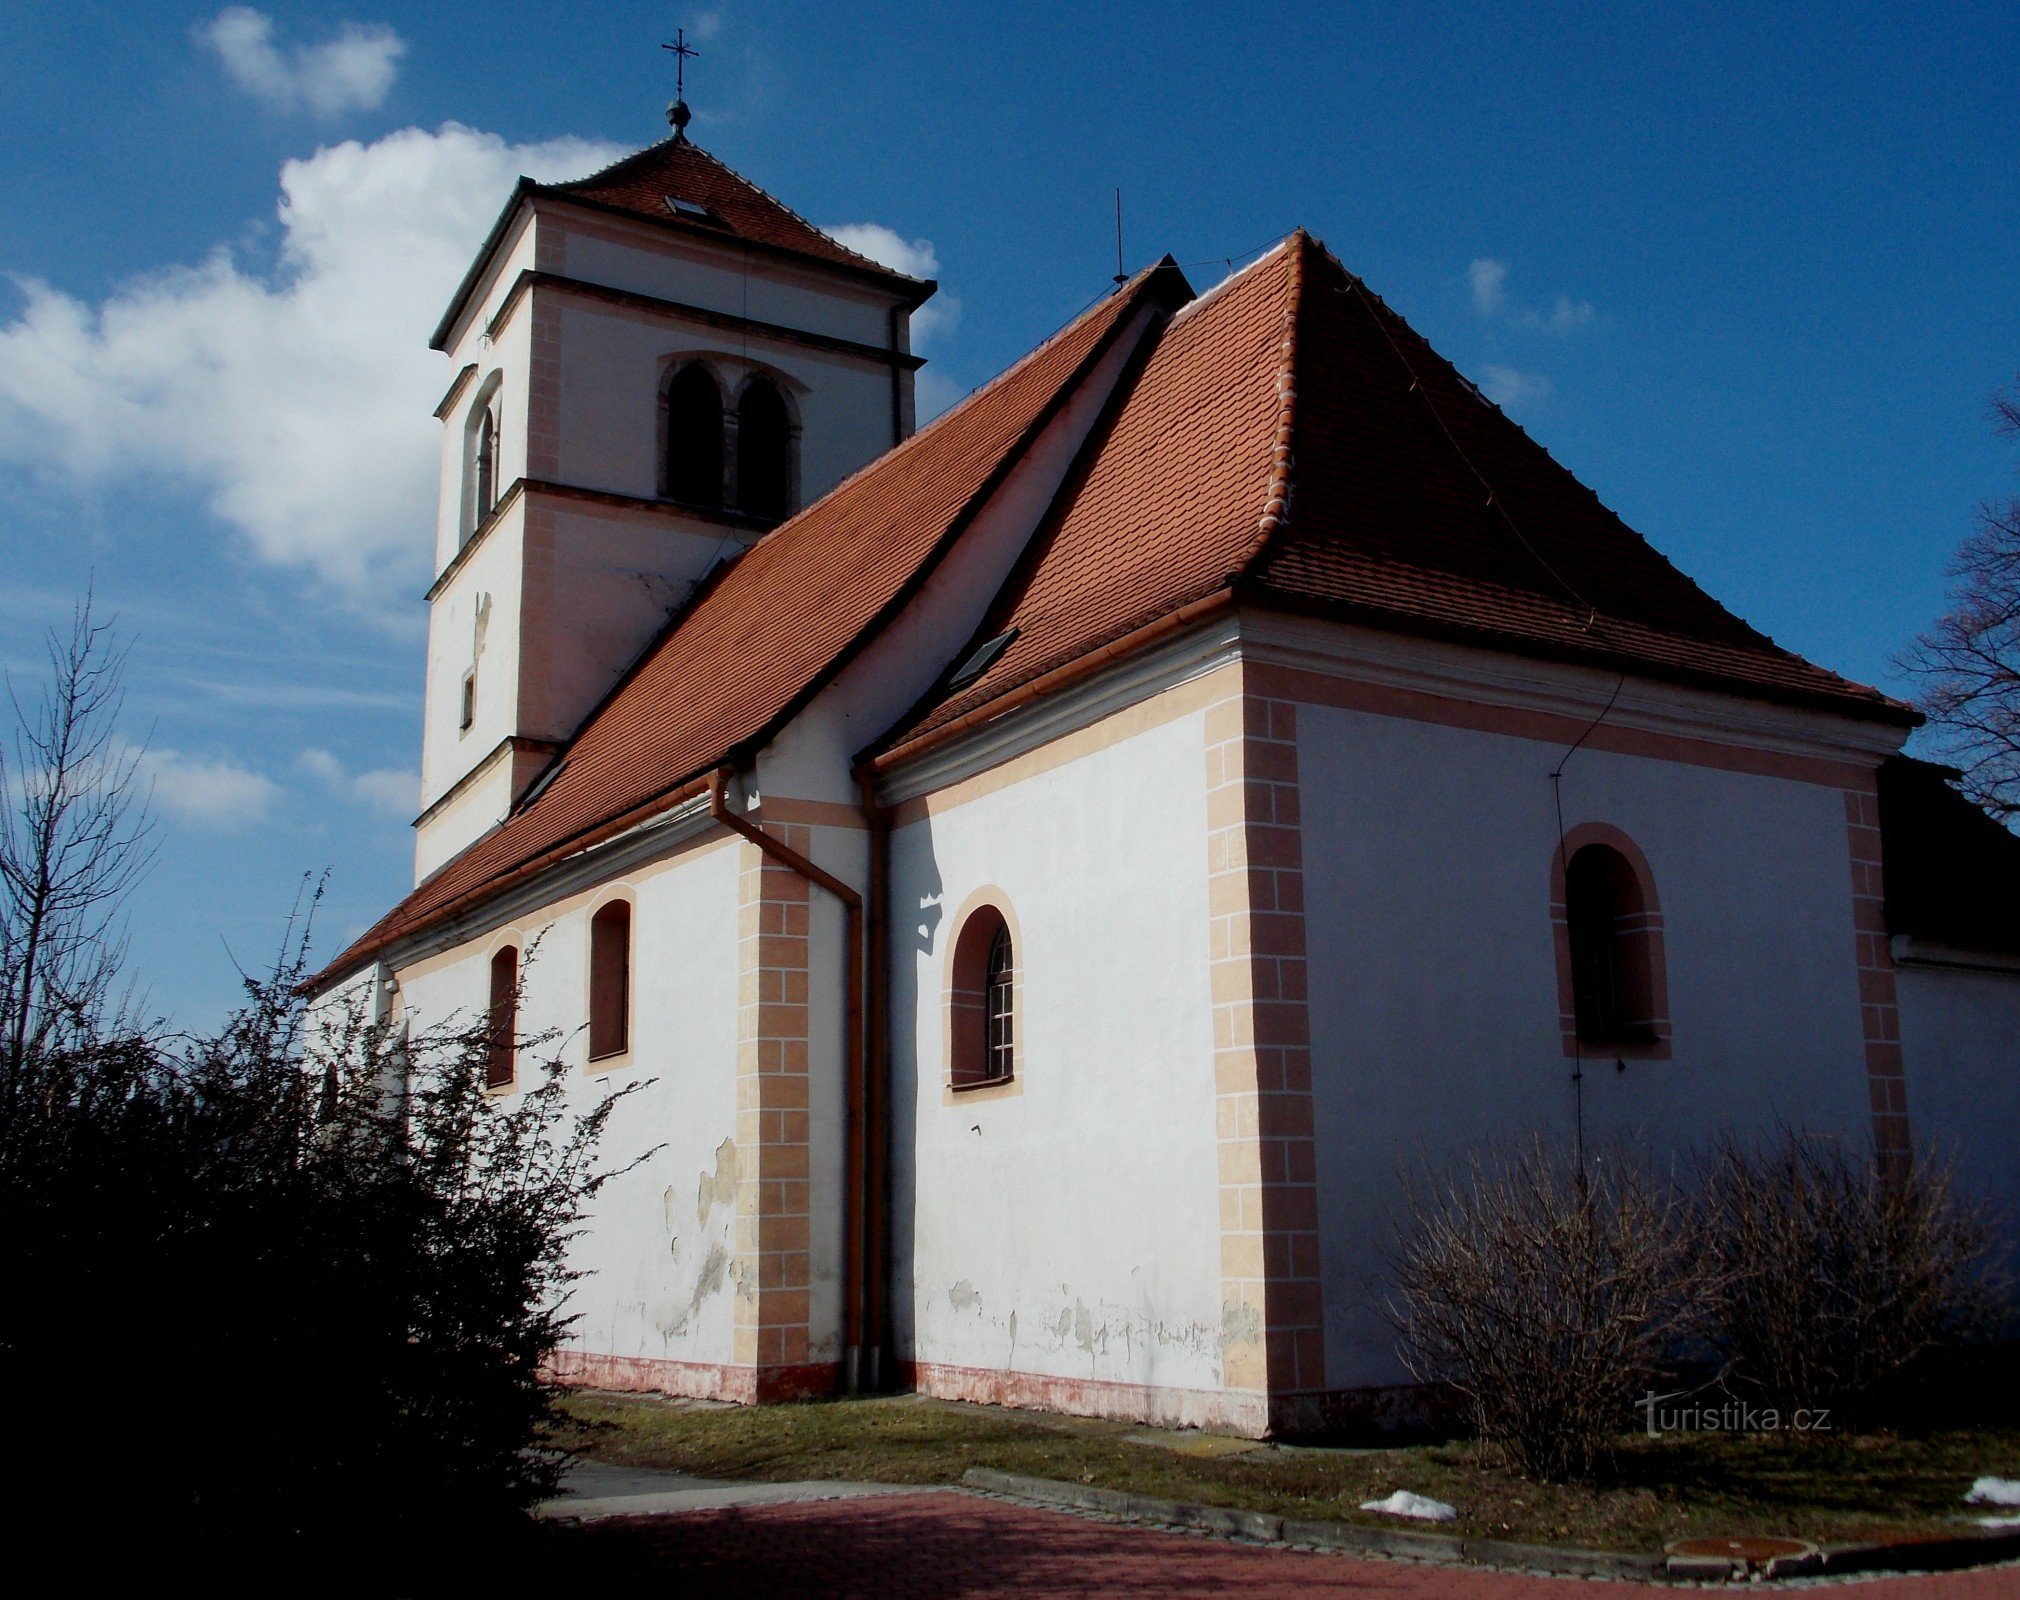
[668,98,692,136]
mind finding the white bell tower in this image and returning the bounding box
[412,114,934,883]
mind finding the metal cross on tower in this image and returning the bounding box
[663,28,700,136]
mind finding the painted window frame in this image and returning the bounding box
[943,889,1024,1101]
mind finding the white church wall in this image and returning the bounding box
[413,748,517,884]
[555,212,904,351]
[1293,694,1881,1389]
[1895,961,2020,1242]
[512,497,732,748]
[418,503,527,825]
[391,832,747,1388]
[888,692,1230,1422]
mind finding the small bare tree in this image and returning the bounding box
[1387,1142,1700,1480]
[1901,381,2020,823]
[0,595,153,1079]
[1697,1130,1999,1417]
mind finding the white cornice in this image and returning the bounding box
[1243,612,1908,769]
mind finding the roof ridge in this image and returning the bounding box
[1232,228,1308,576]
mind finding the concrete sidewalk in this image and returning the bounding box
[538,1459,920,1522]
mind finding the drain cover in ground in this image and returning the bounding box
[1668,1536,1813,1563]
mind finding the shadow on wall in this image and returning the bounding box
[887,838,944,1372]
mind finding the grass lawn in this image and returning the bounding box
[553,1389,2020,1556]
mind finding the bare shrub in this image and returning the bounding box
[1697,1130,2000,1416]
[1387,1141,1699,1480]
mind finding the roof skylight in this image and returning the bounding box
[946,628,1019,692]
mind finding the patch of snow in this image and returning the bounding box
[1966,1477,2020,1508]
[1359,1490,1458,1522]
[1974,1515,2020,1529]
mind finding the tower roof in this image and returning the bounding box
[432,136,934,349]
[544,137,932,292]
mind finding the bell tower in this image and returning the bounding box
[413,116,935,882]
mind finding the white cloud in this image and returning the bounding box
[1530,293,1596,334]
[297,747,414,817]
[1479,365,1552,411]
[143,747,282,826]
[824,222,962,349]
[0,123,625,611]
[1469,257,1597,335]
[1468,258,1508,318]
[199,7,406,116]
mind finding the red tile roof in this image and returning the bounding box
[891,232,1911,749]
[545,137,930,294]
[346,229,1911,984]
[321,270,1160,981]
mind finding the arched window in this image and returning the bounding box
[588,900,632,1061]
[663,363,724,508]
[948,902,1016,1089]
[736,376,792,521]
[1563,843,1659,1046]
[474,401,499,524]
[486,945,518,1089]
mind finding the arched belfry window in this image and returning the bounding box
[663,363,724,508]
[735,375,792,521]
[463,384,503,544]
[474,403,499,522]
[1561,841,1663,1048]
[948,900,1017,1089]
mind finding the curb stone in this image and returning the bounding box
[961,1468,2020,1585]
[961,1468,1660,1581]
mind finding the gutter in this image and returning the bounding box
[855,764,893,1386]
[706,769,872,1393]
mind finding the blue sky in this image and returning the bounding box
[2,2,2015,1027]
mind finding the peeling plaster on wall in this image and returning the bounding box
[696,1137,740,1224]
[948,1280,982,1313]
[1220,1296,1261,1352]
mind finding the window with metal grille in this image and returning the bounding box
[949,902,1016,1090]
[983,920,1013,1083]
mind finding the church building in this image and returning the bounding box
[315,117,2020,1436]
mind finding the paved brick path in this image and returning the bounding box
[566,1490,2020,1597]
